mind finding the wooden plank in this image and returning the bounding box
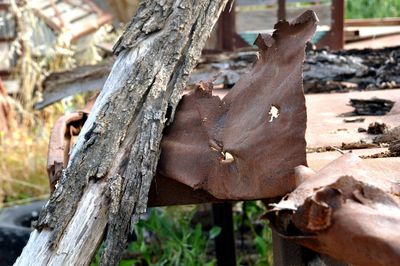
[346,18,400,27]
[71,13,112,41]
[236,4,330,32]
[67,13,100,33]
[345,33,400,50]
[40,2,71,18]
[34,0,54,10]
[63,7,90,24]
[346,26,400,39]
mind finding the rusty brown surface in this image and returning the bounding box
[265,153,400,266]
[47,111,86,190]
[47,94,95,191]
[158,10,318,200]
[305,89,400,148]
[47,11,317,200]
[0,78,11,134]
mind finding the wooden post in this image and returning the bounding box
[14,1,228,265]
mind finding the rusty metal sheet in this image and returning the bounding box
[158,11,318,200]
[47,111,86,190]
[265,153,400,266]
[47,92,97,190]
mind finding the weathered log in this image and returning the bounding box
[35,59,113,109]
[15,0,228,265]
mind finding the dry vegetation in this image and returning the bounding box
[0,2,115,206]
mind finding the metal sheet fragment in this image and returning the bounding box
[158,11,318,199]
[265,153,400,266]
[47,96,96,190]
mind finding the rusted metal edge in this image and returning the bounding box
[264,153,400,266]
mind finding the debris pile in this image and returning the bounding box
[350,98,394,115]
[304,46,400,93]
[367,122,387,134]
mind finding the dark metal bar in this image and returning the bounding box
[315,0,345,50]
[272,230,348,266]
[277,0,286,21]
[330,0,345,50]
[218,0,236,51]
[212,203,236,266]
[272,230,305,266]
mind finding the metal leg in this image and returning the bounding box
[212,202,236,266]
[272,230,305,266]
[272,230,348,266]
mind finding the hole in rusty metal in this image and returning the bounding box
[268,105,280,122]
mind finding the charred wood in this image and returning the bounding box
[349,98,394,116]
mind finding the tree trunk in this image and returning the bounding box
[15,0,228,265]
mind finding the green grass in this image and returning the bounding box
[91,206,220,266]
[346,0,400,19]
[90,202,273,265]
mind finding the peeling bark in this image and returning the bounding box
[15,1,228,265]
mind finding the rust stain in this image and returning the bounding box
[158,11,317,199]
[47,94,97,191]
[265,153,400,266]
